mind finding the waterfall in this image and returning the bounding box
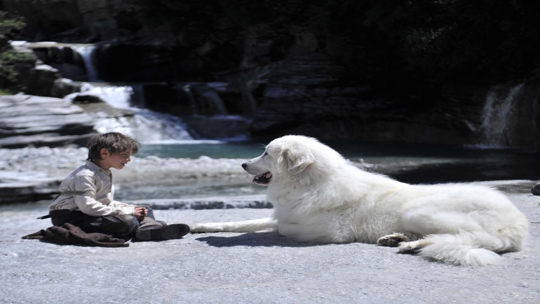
[71,45,101,82]
[65,44,196,143]
[182,85,199,115]
[479,84,524,147]
[66,84,194,143]
[182,84,229,115]
[19,41,247,142]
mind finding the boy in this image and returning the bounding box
[48,132,190,241]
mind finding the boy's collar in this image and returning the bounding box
[86,160,112,174]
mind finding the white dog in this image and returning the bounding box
[191,135,529,266]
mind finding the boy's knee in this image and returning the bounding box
[103,215,139,237]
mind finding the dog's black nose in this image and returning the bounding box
[241,163,247,169]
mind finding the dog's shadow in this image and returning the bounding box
[194,232,319,248]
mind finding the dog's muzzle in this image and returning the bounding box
[242,162,272,185]
[253,172,272,185]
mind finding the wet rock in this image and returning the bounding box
[532,183,540,196]
[72,94,106,104]
[29,45,88,81]
[25,64,81,98]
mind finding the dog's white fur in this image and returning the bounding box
[191,135,529,266]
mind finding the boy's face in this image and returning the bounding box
[99,148,133,170]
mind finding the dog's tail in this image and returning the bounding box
[407,232,515,267]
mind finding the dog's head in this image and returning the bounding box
[242,135,344,186]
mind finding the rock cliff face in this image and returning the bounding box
[4,1,540,150]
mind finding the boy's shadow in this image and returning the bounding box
[195,232,318,248]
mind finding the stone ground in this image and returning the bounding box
[1,180,539,303]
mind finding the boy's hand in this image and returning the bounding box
[134,206,147,220]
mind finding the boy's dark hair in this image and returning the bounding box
[86,132,141,161]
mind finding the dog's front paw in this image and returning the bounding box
[377,233,410,247]
[189,224,223,234]
[189,224,208,234]
[398,241,422,254]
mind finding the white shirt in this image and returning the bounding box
[49,161,135,216]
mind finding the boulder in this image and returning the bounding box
[72,94,106,104]
[21,63,81,98]
[0,95,95,148]
[532,183,540,196]
[0,171,61,204]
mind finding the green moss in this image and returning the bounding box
[0,10,25,42]
[0,50,36,63]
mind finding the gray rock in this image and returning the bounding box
[532,183,540,195]
[51,78,82,97]
[0,95,95,148]
[0,170,60,203]
[72,94,106,104]
[25,64,63,97]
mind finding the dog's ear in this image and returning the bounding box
[284,146,314,175]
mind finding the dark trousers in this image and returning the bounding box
[50,208,165,239]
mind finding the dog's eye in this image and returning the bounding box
[264,152,268,156]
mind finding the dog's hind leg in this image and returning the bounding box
[398,233,502,266]
[377,233,410,247]
[397,238,430,253]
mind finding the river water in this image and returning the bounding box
[136,139,540,184]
